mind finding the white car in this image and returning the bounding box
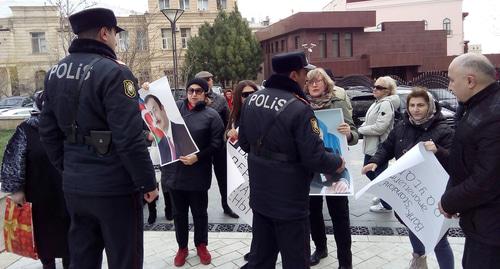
[0,107,34,118]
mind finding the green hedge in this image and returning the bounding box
[0,129,15,161]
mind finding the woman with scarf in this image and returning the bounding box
[362,87,454,269]
[1,91,70,269]
[305,68,359,268]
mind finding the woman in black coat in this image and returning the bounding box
[362,87,454,269]
[162,78,224,267]
[1,91,70,269]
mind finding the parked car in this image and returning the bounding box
[427,88,458,112]
[345,86,375,127]
[0,95,34,108]
[0,107,34,118]
[396,87,455,128]
[171,88,186,101]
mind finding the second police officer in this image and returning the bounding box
[239,51,346,269]
[39,8,158,268]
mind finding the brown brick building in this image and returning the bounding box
[255,11,500,81]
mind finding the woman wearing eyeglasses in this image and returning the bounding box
[358,76,400,213]
[164,78,224,267]
[226,80,259,143]
[305,68,358,269]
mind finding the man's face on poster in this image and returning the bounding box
[146,97,170,132]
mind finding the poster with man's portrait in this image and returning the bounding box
[138,77,198,166]
[310,108,354,196]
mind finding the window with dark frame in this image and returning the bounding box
[181,28,191,48]
[180,0,190,10]
[294,36,300,49]
[443,18,451,36]
[159,0,170,9]
[345,32,353,57]
[31,32,47,54]
[136,30,148,51]
[161,28,172,49]
[332,33,339,58]
[319,33,327,58]
[281,40,285,51]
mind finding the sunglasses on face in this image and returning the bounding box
[241,91,255,98]
[187,87,205,95]
[373,85,388,91]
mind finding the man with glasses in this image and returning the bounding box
[195,71,239,218]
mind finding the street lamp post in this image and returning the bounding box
[301,43,317,62]
[161,8,184,91]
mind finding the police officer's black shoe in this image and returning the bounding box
[148,211,157,224]
[224,208,239,219]
[165,210,173,221]
[310,248,328,266]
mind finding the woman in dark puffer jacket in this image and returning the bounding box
[362,87,454,269]
[162,78,224,267]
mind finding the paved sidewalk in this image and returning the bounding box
[1,231,465,269]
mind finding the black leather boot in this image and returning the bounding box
[310,247,328,266]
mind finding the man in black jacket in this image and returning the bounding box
[39,8,158,268]
[440,52,500,269]
[239,51,345,269]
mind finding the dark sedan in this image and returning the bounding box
[345,86,375,127]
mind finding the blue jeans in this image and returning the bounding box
[363,154,392,210]
[408,229,454,269]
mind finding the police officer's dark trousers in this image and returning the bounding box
[213,145,230,211]
[462,237,500,269]
[169,189,208,248]
[309,195,352,267]
[247,210,310,269]
[64,192,143,269]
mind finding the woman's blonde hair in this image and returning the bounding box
[305,68,335,95]
[375,76,397,95]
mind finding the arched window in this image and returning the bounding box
[443,18,451,36]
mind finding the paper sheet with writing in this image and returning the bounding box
[356,143,452,254]
[226,138,252,225]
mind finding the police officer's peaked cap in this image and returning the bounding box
[194,71,213,79]
[186,78,210,93]
[272,51,316,73]
[69,8,125,34]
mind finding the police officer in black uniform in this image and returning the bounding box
[39,8,158,269]
[238,51,346,269]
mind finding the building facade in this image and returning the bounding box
[256,11,455,80]
[323,0,465,56]
[0,0,235,97]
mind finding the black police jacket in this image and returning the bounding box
[239,74,344,220]
[39,39,157,196]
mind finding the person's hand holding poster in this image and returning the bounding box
[310,108,354,196]
[356,143,453,254]
[138,77,198,166]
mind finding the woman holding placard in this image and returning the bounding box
[305,67,358,268]
[362,87,454,269]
